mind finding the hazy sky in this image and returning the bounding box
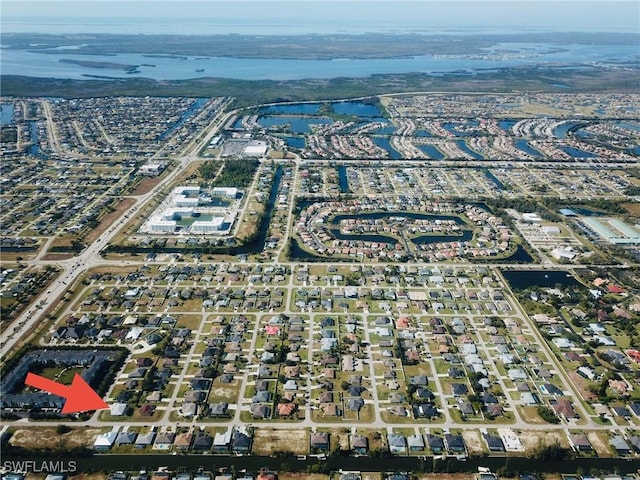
[2,1,639,34]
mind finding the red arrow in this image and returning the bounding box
[24,372,109,414]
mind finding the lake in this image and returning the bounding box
[257,116,332,134]
[501,269,582,289]
[280,135,306,149]
[333,101,381,117]
[2,42,638,80]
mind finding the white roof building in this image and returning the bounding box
[94,427,120,449]
[192,217,225,233]
[243,140,268,157]
[213,187,238,198]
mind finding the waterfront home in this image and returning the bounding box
[388,434,407,453]
[351,434,368,454]
[445,433,466,454]
[570,433,592,452]
[408,434,425,451]
[310,431,330,451]
[153,431,175,450]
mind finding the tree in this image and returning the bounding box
[529,439,571,461]
[56,424,72,434]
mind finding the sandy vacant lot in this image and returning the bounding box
[10,427,103,449]
[518,429,568,452]
[252,428,309,455]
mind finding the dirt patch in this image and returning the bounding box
[279,475,327,480]
[567,371,597,402]
[85,198,136,244]
[518,429,568,452]
[623,202,640,217]
[418,475,475,480]
[210,387,237,400]
[518,406,547,424]
[10,427,103,449]
[462,429,485,455]
[87,265,138,275]
[69,474,108,480]
[41,253,75,261]
[252,429,308,455]
[131,177,163,196]
[587,431,613,456]
[27,474,106,480]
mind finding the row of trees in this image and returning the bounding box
[199,158,260,188]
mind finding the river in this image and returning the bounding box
[2,43,638,80]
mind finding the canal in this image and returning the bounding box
[337,165,349,193]
[157,98,208,141]
[3,452,640,475]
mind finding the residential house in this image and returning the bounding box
[483,433,505,452]
[351,434,368,454]
[570,433,592,452]
[407,434,425,452]
[310,431,330,452]
[387,434,407,453]
[445,433,465,454]
[427,434,444,454]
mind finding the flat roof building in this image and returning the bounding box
[149,220,176,232]
[213,187,238,198]
[192,217,225,233]
[243,140,268,157]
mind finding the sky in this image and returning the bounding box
[2,1,639,35]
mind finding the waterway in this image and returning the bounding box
[372,136,401,159]
[413,231,473,244]
[498,120,517,133]
[553,122,581,139]
[329,230,399,245]
[501,245,534,264]
[329,212,470,245]
[230,165,283,255]
[257,116,333,134]
[417,144,445,160]
[3,42,638,80]
[28,121,46,158]
[483,169,506,190]
[0,104,14,125]
[617,121,640,132]
[157,97,208,140]
[4,452,639,475]
[280,135,306,149]
[501,269,582,289]
[330,212,466,226]
[442,120,479,136]
[515,139,543,158]
[455,140,484,159]
[337,166,349,193]
[559,146,597,158]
